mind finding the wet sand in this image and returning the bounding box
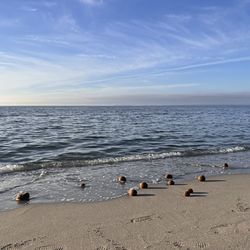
[1,174,250,250]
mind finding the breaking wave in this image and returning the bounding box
[0,145,248,175]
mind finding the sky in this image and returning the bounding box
[0,0,250,105]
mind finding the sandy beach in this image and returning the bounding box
[1,174,250,250]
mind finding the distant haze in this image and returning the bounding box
[0,0,250,105]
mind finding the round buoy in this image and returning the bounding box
[184,190,190,197]
[165,174,173,180]
[139,182,148,189]
[187,188,193,193]
[80,182,86,188]
[118,176,126,183]
[167,180,175,185]
[197,175,206,182]
[16,192,30,202]
[128,188,137,196]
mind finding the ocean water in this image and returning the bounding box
[0,105,250,211]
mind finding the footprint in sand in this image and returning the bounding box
[196,241,208,249]
[0,237,47,250]
[90,227,127,250]
[96,247,109,250]
[1,240,32,249]
[210,223,233,234]
[0,243,63,250]
[93,227,105,238]
[130,214,160,223]
[1,244,13,250]
[131,215,153,223]
[211,220,250,235]
[172,241,183,248]
[34,246,63,250]
[236,198,250,213]
[234,220,250,234]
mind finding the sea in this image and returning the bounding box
[0,105,250,211]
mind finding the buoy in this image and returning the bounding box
[187,188,193,193]
[128,188,137,196]
[16,192,30,202]
[224,163,229,168]
[139,182,148,189]
[167,180,175,185]
[80,182,86,188]
[118,176,126,183]
[184,190,190,197]
[165,174,173,180]
[197,175,206,182]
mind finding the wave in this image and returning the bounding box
[0,145,248,175]
[219,146,245,153]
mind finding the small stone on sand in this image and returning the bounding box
[198,175,206,182]
[139,182,148,189]
[168,180,175,185]
[128,188,137,196]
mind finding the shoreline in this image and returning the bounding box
[1,148,250,213]
[0,170,233,213]
[1,173,250,249]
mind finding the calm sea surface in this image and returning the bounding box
[0,106,250,210]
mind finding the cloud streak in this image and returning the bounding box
[79,0,104,6]
[21,7,37,12]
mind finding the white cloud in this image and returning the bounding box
[56,15,81,33]
[79,0,104,6]
[21,7,37,12]
[38,1,57,8]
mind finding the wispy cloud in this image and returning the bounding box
[56,15,81,33]
[79,0,104,6]
[36,1,57,8]
[21,7,37,12]
[0,0,250,104]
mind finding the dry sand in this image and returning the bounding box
[1,174,250,250]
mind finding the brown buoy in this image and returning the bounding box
[139,182,148,189]
[118,176,126,183]
[128,188,137,196]
[16,192,30,202]
[184,190,191,197]
[224,163,229,168]
[80,182,86,188]
[187,188,193,194]
[165,174,173,180]
[167,180,175,185]
[197,175,206,182]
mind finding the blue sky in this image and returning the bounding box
[0,0,250,105]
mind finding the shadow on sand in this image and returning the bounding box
[137,193,155,197]
[191,191,208,197]
[205,179,226,182]
[148,186,166,190]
